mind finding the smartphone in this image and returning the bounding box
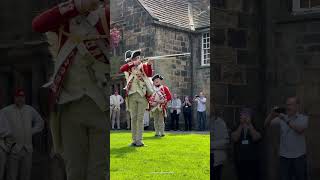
[274,107,286,114]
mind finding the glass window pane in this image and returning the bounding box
[311,0,320,7]
[301,0,309,8]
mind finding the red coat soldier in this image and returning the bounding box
[120,49,154,147]
[32,0,110,179]
[149,74,172,137]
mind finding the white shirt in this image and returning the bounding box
[169,98,182,114]
[212,117,229,166]
[195,96,206,112]
[1,104,44,153]
[110,94,124,110]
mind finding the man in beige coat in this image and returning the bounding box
[1,89,44,180]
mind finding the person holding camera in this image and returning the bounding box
[169,93,181,131]
[232,108,261,180]
[264,97,308,180]
[182,96,192,131]
[194,91,207,131]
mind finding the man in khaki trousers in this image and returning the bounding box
[120,49,154,147]
[1,89,44,180]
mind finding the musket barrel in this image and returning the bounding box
[141,53,191,61]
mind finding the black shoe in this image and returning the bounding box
[155,134,160,137]
[135,143,145,147]
[160,134,165,137]
[129,143,136,147]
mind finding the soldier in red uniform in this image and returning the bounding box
[32,0,110,179]
[149,74,172,137]
[120,49,154,146]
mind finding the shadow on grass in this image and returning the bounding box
[111,145,137,158]
[143,136,163,140]
[165,131,210,136]
[110,130,131,134]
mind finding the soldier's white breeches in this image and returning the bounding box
[128,93,148,145]
[152,109,165,136]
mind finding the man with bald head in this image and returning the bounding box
[265,96,308,180]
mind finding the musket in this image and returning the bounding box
[140,53,191,62]
[111,52,191,80]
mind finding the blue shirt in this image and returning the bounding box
[196,97,206,112]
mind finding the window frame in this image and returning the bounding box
[292,0,320,14]
[201,31,210,67]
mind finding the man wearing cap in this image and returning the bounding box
[32,0,110,179]
[1,89,44,180]
[148,74,172,137]
[120,49,154,146]
[110,90,124,130]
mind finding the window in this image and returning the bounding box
[201,32,210,66]
[292,0,320,13]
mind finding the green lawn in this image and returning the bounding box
[110,130,210,180]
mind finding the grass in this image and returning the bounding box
[110,130,210,180]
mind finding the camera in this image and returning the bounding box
[274,107,286,114]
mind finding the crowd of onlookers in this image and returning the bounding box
[110,90,208,131]
[211,96,309,180]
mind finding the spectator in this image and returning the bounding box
[182,96,192,131]
[110,90,124,130]
[232,108,261,180]
[264,97,308,180]
[144,110,150,129]
[194,91,207,131]
[212,109,229,180]
[1,89,44,180]
[126,110,131,130]
[169,93,181,131]
[0,109,11,179]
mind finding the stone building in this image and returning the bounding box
[213,0,320,179]
[110,0,210,130]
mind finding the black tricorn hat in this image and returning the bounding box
[125,49,141,62]
[152,74,164,81]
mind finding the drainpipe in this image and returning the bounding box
[188,2,195,97]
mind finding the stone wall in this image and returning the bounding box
[154,25,192,97]
[212,0,263,179]
[120,0,156,56]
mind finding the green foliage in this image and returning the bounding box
[110,131,210,180]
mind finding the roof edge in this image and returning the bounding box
[136,0,159,21]
[153,20,195,33]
